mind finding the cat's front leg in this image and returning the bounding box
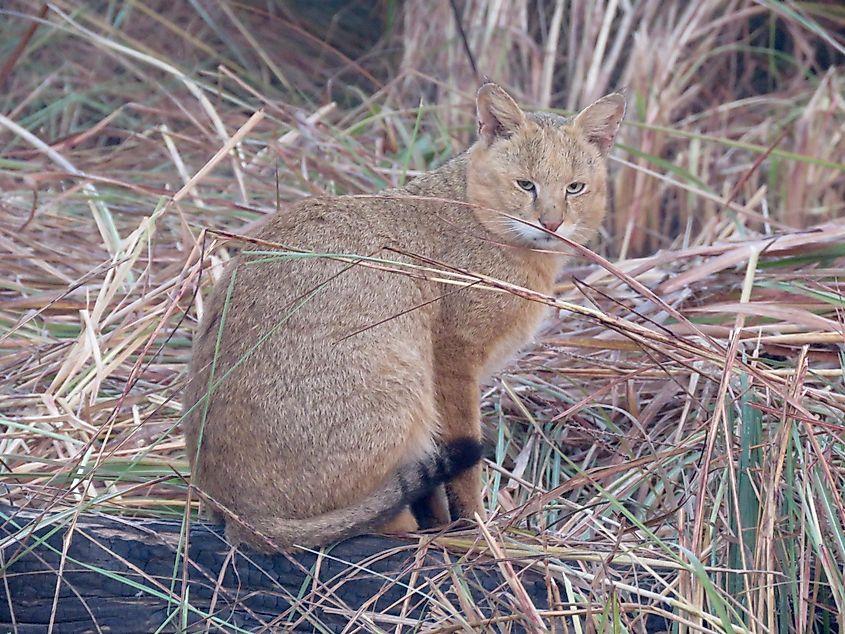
[433,367,485,521]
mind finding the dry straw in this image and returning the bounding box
[0,1,843,632]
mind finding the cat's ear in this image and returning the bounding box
[573,93,626,156]
[476,83,526,145]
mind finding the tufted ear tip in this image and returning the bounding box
[476,83,526,145]
[573,93,626,156]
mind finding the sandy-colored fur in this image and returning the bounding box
[183,83,625,550]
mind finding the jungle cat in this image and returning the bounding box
[183,83,625,550]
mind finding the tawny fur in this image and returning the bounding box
[183,83,625,550]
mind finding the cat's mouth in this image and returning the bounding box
[528,223,578,246]
[500,216,580,249]
[546,223,577,240]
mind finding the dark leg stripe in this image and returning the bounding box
[410,496,438,529]
[446,486,463,522]
[397,470,413,501]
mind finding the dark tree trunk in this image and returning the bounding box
[0,506,670,633]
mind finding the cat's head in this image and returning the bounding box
[466,83,625,251]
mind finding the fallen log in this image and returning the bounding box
[0,505,671,633]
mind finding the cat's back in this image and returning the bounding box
[196,193,435,371]
[255,189,436,253]
[184,192,442,516]
[259,195,379,249]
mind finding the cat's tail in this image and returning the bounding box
[224,438,482,551]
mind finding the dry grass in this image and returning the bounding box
[1,0,844,632]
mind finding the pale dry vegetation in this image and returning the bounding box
[1,1,844,632]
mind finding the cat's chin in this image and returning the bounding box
[500,231,582,253]
[487,238,571,255]
[528,238,577,254]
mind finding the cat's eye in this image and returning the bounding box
[516,179,536,193]
[566,182,586,195]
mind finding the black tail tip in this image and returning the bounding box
[441,437,483,475]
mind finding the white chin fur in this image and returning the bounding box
[512,222,576,245]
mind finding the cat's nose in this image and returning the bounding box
[540,217,562,232]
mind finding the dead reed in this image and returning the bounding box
[1,1,843,631]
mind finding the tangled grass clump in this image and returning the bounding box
[1,1,844,631]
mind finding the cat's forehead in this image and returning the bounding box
[526,111,570,127]
[499,115,600,174]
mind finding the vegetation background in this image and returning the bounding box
[1,1,844,632]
